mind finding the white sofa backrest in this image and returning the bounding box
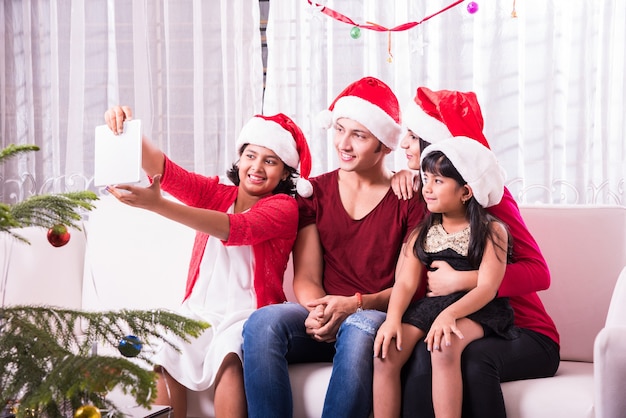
[1,225,86,309]
[519,205,626,362]
[81,196,194,312]
[80,201,626,364]
[7,199,625,368]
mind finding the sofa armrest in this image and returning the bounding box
[593,326,626,418]
[605,266,626,327]
[593,265,626,418]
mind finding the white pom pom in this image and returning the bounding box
[296,178,313,198]
[314,109,333,130]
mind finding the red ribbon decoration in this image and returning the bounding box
[306,0,465,32]
[306,0,466,62]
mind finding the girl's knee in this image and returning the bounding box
[374,354,404,376]
[430,347,462,369]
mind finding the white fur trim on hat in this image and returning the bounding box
[420,136,505,208]
[315,109,334,130]
[296,178,313,197]
[332,96,403,150]
[404,99,452,144]
[236,116,299,169]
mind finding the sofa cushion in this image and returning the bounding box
[82,195,193,311]
[502,361,594,418]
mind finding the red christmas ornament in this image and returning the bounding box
[47,224,71,247]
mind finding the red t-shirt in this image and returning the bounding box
[297,169,425,296]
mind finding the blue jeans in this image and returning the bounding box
[242,302,386,418]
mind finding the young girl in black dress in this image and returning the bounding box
[373,136,517,418]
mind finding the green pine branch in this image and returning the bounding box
[1,144,98,243]
[1,192,98,243]
[0,144,40,165]
[0,305,210,418]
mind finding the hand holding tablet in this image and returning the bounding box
[94,119,143,188]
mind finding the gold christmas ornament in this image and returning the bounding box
[74,405,102,418]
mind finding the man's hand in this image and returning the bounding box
[305,295,355,342]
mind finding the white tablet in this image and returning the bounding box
[94,119,142,187]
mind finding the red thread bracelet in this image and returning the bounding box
[355,292,363,312]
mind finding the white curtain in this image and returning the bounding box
[263,0,626,205]
[3,0,626,206]
[0,0,263,203]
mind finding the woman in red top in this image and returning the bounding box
[394,88,560,417]
[104,106,311,418]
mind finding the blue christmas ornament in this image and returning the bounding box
[118,335,142,358]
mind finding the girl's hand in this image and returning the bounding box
[108,174,165,210]
[391,169,419,200]
[425,310,464,352]
[373,320,402,359]
[104,105,133,135]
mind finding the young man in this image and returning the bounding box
[242,77,425,417]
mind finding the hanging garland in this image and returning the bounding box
[306,0,470,62]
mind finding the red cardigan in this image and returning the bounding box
[488,187,559,345]
[158,156,299,308]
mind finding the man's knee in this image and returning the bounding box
[340,310,386,338]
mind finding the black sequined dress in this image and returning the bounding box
[402,222,518,339]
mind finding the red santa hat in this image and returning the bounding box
[404,87,491,149]
[236,113,313,197]
[420,136,504,208]
[317,76,403,150]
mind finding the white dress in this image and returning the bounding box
[151,204,256,391]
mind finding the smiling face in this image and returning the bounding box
[237,144,288,198]
[333,118,390,173]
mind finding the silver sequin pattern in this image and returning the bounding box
[423,222,470,256]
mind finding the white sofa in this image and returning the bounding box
[2,196,626,418]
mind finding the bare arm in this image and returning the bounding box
[113,175,231,240]
[374,234,423,358]
[292,224,343,342]
[292,224,326,306]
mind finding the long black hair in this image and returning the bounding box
[413,150,512,268]
[226,144,298,196]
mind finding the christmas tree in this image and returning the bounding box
[0,144,209,418]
